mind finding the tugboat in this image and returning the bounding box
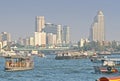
[4,55,34,71]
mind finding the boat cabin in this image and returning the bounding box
[5,55,34,71]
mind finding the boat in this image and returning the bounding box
[37,53,45,57]
[94,59,120,73]
[4,55,34,71]
[55,52,72,60]
[55,51,87,60]
[97,51,111,55]
[96,76,120,81]
[90,55,106,63]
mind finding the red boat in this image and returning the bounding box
[96,76,120,81]
[94,66,118,73]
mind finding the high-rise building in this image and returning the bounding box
[44,23,57,34]
[56,25,62,45]
[90,11,105,42]
[17,37,24,45]
[2,41,7,47]
[47,33,56,46]
[29,37,34,46]
[41,32,46,47]
[35,16,45,32]
[25,38,29,46]
[62,26,70,44]
[34,32,41,46]
[0,32,11,42]
[34,32,46,46]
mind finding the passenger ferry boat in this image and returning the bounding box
[5,55,34,71]
[94,58,120,73]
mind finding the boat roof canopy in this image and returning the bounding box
[4,55,30,59]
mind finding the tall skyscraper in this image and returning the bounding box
[62,26,70,44]
[35,16,45,32]
[90,11,105,42]
[56,25,62,45]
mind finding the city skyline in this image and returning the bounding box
[0,0,120,42]
[34,16,70,46]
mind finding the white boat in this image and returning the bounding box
[90,55,106,63]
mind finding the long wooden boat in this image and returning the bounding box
[4,55,34,71]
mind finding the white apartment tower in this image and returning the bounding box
[41,32,46,47]
[34,32,46,46]
[36,16,45,32]
[56,25,62,45]
[90,11,105,42]
[35,16,46,46]
[62,26,70,44]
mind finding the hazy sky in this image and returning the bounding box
[0,0,120,42]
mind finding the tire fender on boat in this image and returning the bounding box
[107,66,112,71]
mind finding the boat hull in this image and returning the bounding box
[94,66,118,73]
[55,55,87,60]
[5,67,33,71]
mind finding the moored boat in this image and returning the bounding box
[97,51,111,55]
[5,55,34,71]
[90,55,106,63]
[94,59,120,73]
[55,51,87,60]
[55,52,72,60]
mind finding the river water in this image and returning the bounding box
[0,54,119,81]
